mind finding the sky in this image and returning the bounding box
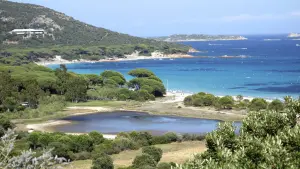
[11,0,300,37]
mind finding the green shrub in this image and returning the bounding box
[92,153,114,169]
[142,146,163,163]
[112,138,139,152]
[48,142,71,159]
[218,96,234,109]
[202,94,216,106]
[137,89,152,101]
[183,96,193,106]
[92,141,116,155]
[164,132,178,142]
[89,131,105,145]
[128,69,155,78]
[129,131,153,146]
[268,99,284,111]
[0,115,15,131]
[249,98,268,111]
[236,101,248,109]
[182,134,206,141]
[192,97,204,107]
[157,162,172,169]
[132,154,157,168]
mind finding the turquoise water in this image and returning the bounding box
[48,35,300,99]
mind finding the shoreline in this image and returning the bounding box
[21,91,273,135]
[20,91,250,135]
[35,53,194,66]
[164,39,248,42]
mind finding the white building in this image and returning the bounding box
[9,29,45,35]
[9,29,45,39]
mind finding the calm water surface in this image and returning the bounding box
[55,111,239,134]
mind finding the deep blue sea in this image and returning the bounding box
[48,35,300,99]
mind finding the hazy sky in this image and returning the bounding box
[11,0,300,36]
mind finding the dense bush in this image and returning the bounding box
[128,69,155,78]
[1,129,69,168]
[0,115,15,132]
[218,96,235,109]
[132,154,157,169]
[157,162,172,169]
[268,99,284,111]
[184,92,217,107]
[142,146,163,163]
[174,99,300,169]
[249,98,268,111]
[92,153,114,169]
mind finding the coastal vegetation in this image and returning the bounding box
[174,98,300,169]
[0,60,166,120]
[0,44,189,66]
[184,92,285,112]
[0,128,204,168]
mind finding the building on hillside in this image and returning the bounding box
[9,29,45,39]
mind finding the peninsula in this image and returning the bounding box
[150,34,248,42]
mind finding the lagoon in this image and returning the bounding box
[54,111,238,135]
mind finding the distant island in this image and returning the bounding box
[287,33,300,38]
[150,34,248,42]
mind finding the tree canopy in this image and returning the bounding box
[128,69,155,78]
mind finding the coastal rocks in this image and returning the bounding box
[188,48,200,53]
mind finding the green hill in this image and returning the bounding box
[0,0,189,65]
[0,0,188,48]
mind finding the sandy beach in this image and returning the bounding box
[35,52,194,66]
[25,118,117,139]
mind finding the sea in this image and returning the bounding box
[48,35,300,100]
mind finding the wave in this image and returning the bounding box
[178,68,225,72]
[232,48,248,50]
[263,39,281,41]
[208,43,230,46]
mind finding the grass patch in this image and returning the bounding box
[67,141,206,169]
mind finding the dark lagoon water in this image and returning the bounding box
[55,111,239,134]
[48,35,300,100]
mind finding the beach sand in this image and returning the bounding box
[35,52,193,66]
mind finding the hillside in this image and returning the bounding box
[150,34,247,42]
[0,0,187,49]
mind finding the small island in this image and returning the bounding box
[287,33,300,38]
[150,34,248,42]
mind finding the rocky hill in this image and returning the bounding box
[0,0,186,50]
